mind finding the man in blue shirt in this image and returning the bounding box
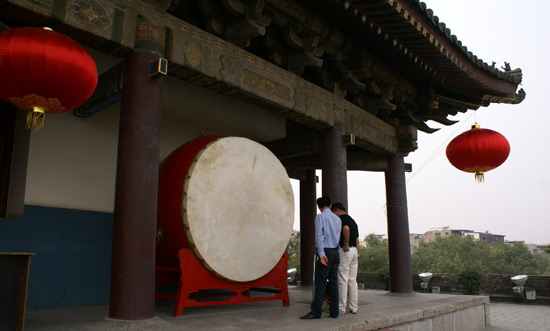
[300,196,342,319]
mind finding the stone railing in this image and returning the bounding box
[295,272,550,305]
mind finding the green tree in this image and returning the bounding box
[286,232,300,271]
[412,235,491,274]
[411,235,550,275]
[538,253,550,272]
[487,242,550,275]
[358,234,389,273]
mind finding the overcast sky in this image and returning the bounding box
[292,0,550,245]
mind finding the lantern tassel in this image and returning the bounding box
[26,107,46,131]
[475,171,484,183]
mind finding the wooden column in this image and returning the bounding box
[0,253,34,331]
[109,50,164,318]
[321,128,348,207]
[299,169,316,286]
[385,155,413,293]
[0,102,30,219]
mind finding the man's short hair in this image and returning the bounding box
[331,202,346,212]
[316,196,331,208]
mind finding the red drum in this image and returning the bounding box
[157,136,294,283]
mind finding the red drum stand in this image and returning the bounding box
[155,249,290,317]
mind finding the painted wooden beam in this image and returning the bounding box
[2,0,398,154]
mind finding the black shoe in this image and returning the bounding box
[300,312,320,319]
[330,314,338,318]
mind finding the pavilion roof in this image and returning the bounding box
[0,0,524,139]
[298,0,524,105]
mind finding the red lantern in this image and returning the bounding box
[0,27,97,129]
[446,124,510,182]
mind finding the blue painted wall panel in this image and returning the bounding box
[0,205,113,309]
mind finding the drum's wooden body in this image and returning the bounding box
[157,136,294,283]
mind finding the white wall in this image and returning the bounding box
[24,49,286,213]
[159,75,286,159]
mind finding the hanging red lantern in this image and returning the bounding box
[446,124,510,182]
[0,27,97,130]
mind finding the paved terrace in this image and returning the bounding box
[24,287,549,331]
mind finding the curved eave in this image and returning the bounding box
[299,0,524,103]
[482,88,526,105]
[409,0,522,84]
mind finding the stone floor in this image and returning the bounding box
[486,302,550,331]
[22,287,549,331]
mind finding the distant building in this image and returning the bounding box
[465,231,504,245]
[526,244,549,254]
[410,227,506,248]
[424,226,453,242]
[409,233,426,251]
[505,240,525,245]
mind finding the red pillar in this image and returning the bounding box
[109,51,163,319]
[385,155,413,293]
[321,128,348,207]
[299,169,316,286]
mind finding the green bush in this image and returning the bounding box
[375,269,390,290]
[457,270,484,294]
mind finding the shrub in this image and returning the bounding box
[375,269,390,290]
[457,270,485,294]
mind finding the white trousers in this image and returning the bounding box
[338,247,358,312]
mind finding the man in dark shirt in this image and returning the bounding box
[331,202,360,314]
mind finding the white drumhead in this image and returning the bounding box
[183,137,294,282]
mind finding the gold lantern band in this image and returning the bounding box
[26,107,46,130]
[464,166,494,183]
[475,171,484,183]
[9,94,66,131]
